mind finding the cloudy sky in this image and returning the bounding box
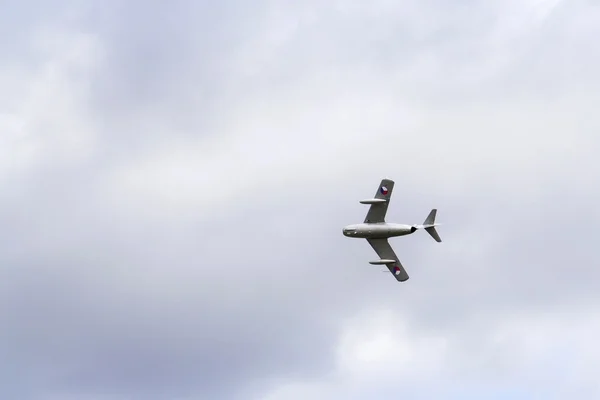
[2,0,600,399]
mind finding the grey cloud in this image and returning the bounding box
[1,183,359,398]
[83,0,275,147]
[2,0,600,399]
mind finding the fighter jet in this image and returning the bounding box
[342,178,441,282]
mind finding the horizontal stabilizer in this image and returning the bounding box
[360,198,387,204]
[422,209,442,242]
[425,226,442,242]
[369,259,397,265]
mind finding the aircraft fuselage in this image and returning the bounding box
[342,223,417,239]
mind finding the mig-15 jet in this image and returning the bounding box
[342,178,441,282]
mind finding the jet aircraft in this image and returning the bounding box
[342,178,441,282]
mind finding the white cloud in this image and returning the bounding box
[335,309,448,380]
[258,308,600,399]
[99,0,599,222]
[0,27,102,185]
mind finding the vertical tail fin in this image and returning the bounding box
[423,209,442,242]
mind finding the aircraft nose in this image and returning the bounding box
[342,226,355,236]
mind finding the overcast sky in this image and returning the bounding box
[1,0,600,399]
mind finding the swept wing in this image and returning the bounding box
[367,238,409,282]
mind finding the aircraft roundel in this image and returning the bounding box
[380,186,388,195]
[394,266,401,275]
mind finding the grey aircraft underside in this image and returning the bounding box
[342,178,441,282]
